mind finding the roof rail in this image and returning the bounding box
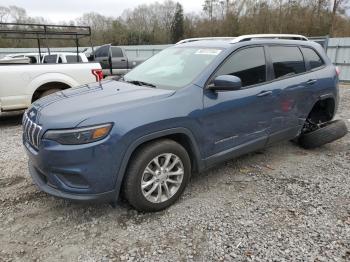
[176,37,236,44]
[230,34,308,43]
[176,34,308,45]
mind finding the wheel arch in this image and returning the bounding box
[32,81,71,102]
[306,95,336,124]
[114,128,203,198]
[27,73,79,102]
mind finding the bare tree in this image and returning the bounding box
[0,6,10,23]
[8,5,27,23]
[329,0,349,36]
[1,1,350,47]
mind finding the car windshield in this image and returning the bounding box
[123,47,222,90]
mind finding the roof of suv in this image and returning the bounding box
[175,34,312,49]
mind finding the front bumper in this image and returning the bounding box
[29,163,116,201]
[24,134,124,202]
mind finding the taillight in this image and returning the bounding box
[335,66,340,76]
[92,69,103,81]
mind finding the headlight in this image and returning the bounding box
[43,123,113,145]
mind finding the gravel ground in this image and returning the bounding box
[0,85,349,262]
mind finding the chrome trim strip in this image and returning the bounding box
[31,122,36,145]
[30,121,33,143]
[26,118,30,141]
[36,125,42,147]
[22,112,42,149]
[26,120,31,141]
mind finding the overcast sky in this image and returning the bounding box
[2,0,203,22]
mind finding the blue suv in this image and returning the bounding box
[23,34,347,211]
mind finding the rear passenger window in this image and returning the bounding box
[43,55,57,64]
[216,47,266,87]
[66,55,82,63]
[269,46,305,79]
[301,47,324,70]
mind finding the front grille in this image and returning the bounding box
[22,112,42,149]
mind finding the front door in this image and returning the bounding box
[201,46,276,158]
[94,44,111,75]
[111,46,128,75]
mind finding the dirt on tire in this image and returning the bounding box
[298,119,348,149]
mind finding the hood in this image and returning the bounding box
[32,80,175,128]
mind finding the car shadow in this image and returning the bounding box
[0,111,24,127]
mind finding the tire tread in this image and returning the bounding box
[298,120,348,149]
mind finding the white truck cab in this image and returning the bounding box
[0,52,88,65]
[42,53,88,64]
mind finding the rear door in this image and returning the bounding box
[202,46,276,157]
[265,45,315,144]
[300,46,333,120]
[110,46,128,75]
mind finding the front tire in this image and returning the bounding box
[39,88,61,99]
[123,139,191,212]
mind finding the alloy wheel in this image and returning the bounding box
[141,153,184,203]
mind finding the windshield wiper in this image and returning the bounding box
[125,79,157,88]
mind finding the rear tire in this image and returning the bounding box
[298,120,348,149]
[123,139,191,212]
[39,88,61,99]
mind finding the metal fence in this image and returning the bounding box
[0,47,88,58]
[1,38,350,82]
[0,45,171,59]
[304,36,349,82]
[121,45,171,59]
[326,37,350,83]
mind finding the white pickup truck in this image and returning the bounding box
[0,63,102,111]
[0,52,89,64]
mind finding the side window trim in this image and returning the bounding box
[298,46,308,72]
[262,44,328,85]
[205,45,268,90]
[300,46,326,72]
[264,45,274,82]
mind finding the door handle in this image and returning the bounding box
[121,59,126,62]
[307,79,317,85]
[257,90,272,97]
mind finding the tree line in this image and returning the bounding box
[0,0,349,48]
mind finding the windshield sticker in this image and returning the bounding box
[195,49,222,56]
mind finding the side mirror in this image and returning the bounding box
[208,75,242,91]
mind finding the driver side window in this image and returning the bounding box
[95,46,110,58]
[216,46,266,87]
